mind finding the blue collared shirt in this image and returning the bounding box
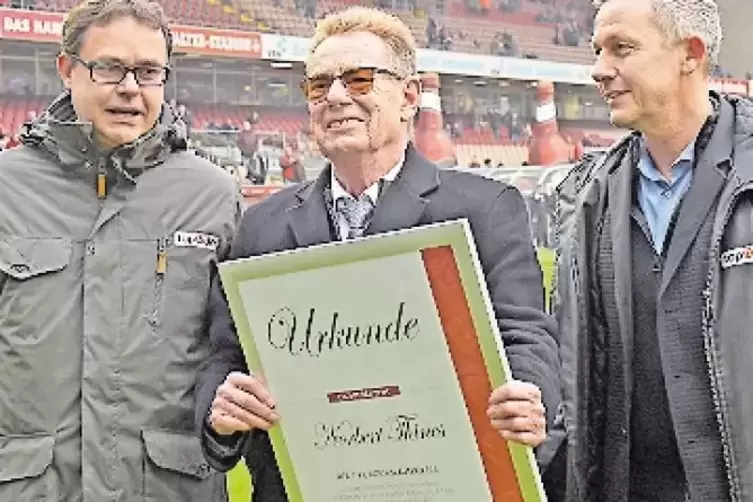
[636,139,695,253]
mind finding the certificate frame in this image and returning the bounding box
[219,219,546,502]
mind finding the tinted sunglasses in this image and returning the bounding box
[300,67,402,102]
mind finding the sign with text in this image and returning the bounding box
[171,25,261,58]
[0,8,261,58]
[0,8,62,42]
[219,220,547,502]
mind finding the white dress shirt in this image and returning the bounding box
[330,155,405,241]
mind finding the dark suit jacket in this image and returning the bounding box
[195,144,561,501]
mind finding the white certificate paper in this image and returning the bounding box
[220,219,546,502]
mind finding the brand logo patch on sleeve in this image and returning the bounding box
[173,231,220,251]
[720,245,753,269]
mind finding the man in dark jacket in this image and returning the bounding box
[195,7,561,501]
[547,0,753,500]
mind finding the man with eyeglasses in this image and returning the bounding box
[195,7,561,501]
[0,0,240,500]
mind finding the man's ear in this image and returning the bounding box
[681,35,707,75]
[57,53,75,88]
[401,75,421,123]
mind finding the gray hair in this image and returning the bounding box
[62,0,173,57]
[594,0,722,69]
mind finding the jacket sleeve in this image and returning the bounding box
[473,185,562,432]
[541,430,568,502]
[195,199,252,472]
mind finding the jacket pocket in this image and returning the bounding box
[0,434,54,501]
[0,237,71,321]
[0,236,71,283]
[142,429,224,502]
[0,238,72,432]
[145,242,215,331]
[164,245,215,295]
[156,244,216,342]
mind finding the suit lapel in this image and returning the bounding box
[659,103,734,297]
[365,144,440,236]
[287,167,334,248]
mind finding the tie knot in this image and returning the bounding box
[335,194,374,238]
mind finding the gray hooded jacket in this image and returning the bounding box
[0,92,241,501]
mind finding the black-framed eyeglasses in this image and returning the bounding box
[300,67,402,102]
[71,54,170,87]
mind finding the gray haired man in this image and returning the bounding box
[548,0,753,500]
[0,0,239,500]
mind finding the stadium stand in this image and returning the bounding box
[0,0,750,175]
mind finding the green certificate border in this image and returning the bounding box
[219,218,546,501]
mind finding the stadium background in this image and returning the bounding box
[0,0,750,498]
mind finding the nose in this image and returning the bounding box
[591,52,616,84]
[325,78,351,105]
[117,72,141,94]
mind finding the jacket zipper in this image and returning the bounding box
[96,160,107,199]
[148,238,168,328]
[551,191,563,314]
[701,182,750,501]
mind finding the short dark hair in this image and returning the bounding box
[61,0,173,57]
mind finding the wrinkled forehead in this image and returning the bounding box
[79,18,169,64]
[593,0,653,30]
[591,0,659,47]
[306,32,394,77]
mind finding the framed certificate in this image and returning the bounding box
[219,219,546,501]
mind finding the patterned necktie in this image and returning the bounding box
[335,194,375,239]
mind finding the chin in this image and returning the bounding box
[99,129,144,149]
[319,136,369,157]
[608,110,637,130]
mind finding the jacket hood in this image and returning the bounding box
[19,90,188,182]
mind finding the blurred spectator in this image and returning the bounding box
[563,20,581,46]
[427,16,438,45]
[5,134,20,149]
[427,16,454,50]
[279,145,305,184]
[553,24,560,45]
[491,30,519,57]
[176,103,192,135]
[507,111,525,143]
[499,0,520,13]
[489,110,503,140]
